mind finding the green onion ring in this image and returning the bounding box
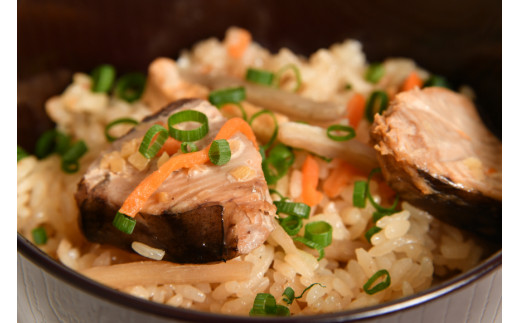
[365,62,385,84]
[115,73,146,102]
[282,287,296,305]
[366,168,400,213]
[61,160,80,174]
[91,64,116,93]
[262,143,294,185]
[246,68,275,86]
[209,139,231,165]
[365,91,389,123]
[138,125,169,159]
[274,64,302,92]
[105,118,139,142]
[353,180,368,208]
[249,293,278,316]
[62,140,88,163]
[278,215,303,236]
[273,200,310,219]
[113,212,137,234]
[304,221,333,248]
[249,109,279,150]
[292,236,325,261]
[34,130,58,159]
[17,146,30,162]
[208,86,246,106]
[363,269,391,295]
[326,124,356,141]
[167,110,209,142]
[31,227,48,245]
[180,142,198,154]
[365,226,382,243]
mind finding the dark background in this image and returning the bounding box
[18,0,501,150]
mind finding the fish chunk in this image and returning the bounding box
[75,99,276,263]
[370,87,501,239]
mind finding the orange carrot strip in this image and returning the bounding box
[401,71,423,92]
[213,117,259,150]
[345,93,366,129]
[119,118,258,217]
[301,154,323,207]
[323,159,365,198]
[156,137,181,156]
[226,28,252,59]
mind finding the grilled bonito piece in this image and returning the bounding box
[75,99,276,263]
[370,87,501,239]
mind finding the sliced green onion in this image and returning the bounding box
[61,140,88,163]
[365,91,389,123]
[304,221,333,248]
[180,142,198,154]
[209,86,246,106]
[283,283,326,305]
[262,143,294,185]
[293,236,325,261]
[34,130,57,159]
[31,227,47,245]
[209,139,231,165]
[168,110,209,142]
[353,180,367,208]
[115,73,146,102]
[274,201,310,219]
[282,287,296,305]
[61,160,80,174]
[249,293,278,316]
[424,75,450,88]
[249,109,279,150]
[277,215,303,236]
[105,118,139,142]
[363,269,391,295]
[366,168,400,213]
[139,125,169,159]
[274,64,302,92]
[113,212,137,234]
[91,64,116,93]
[246,68,274,85]
[365,226,382,243]
[35,130,72,159]
[326,124,356,141]
[365,62,385,84]
[17,146,30,162]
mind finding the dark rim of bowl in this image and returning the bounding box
[17,232,502,322]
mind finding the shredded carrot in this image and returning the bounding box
[323,159,365,198]
[300,155,323,207]
[401,71,423,92]
[225,27,252,59]
[345,93,366,129]
[119,118,258,217]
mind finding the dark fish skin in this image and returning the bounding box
[76,179,235,263]
[75,98,274,263]
[371,87,501,241]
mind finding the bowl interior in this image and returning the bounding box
[17,0,502,320]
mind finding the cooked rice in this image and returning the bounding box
[17,27,483,316]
